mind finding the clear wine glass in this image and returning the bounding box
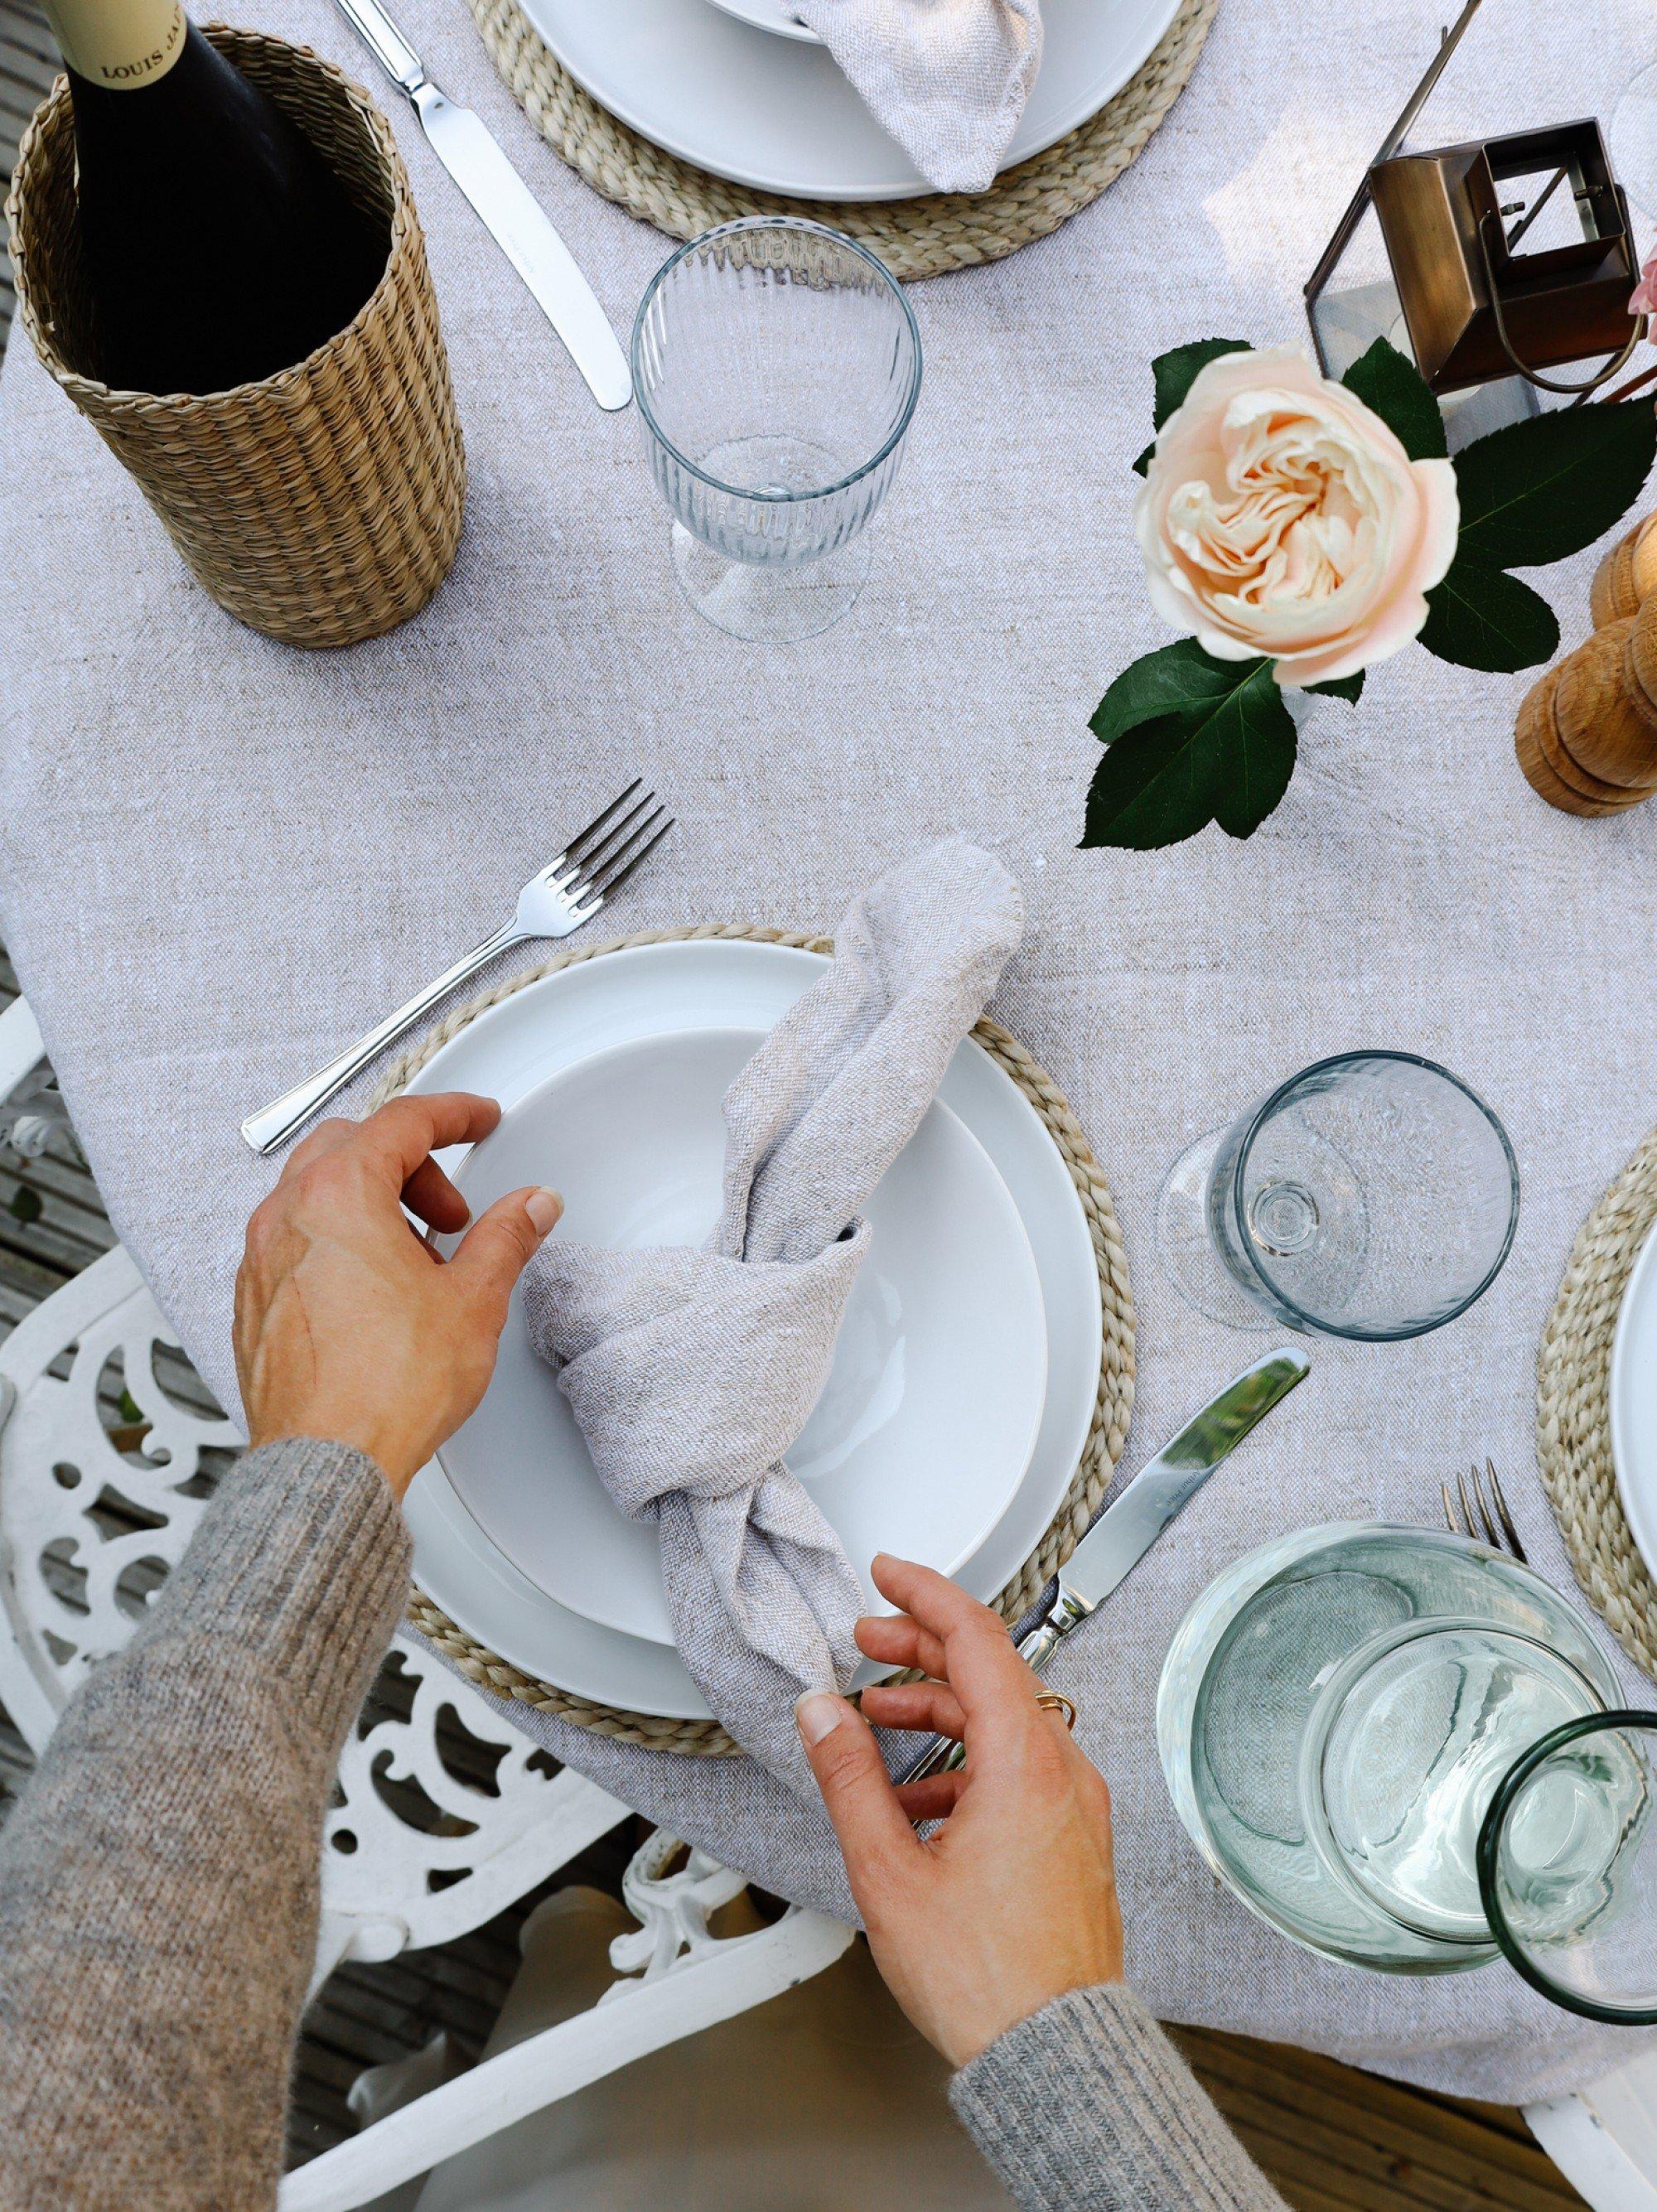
[631,218,921,643]
[1157,1051,1519,1338]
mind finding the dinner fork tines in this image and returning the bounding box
[1442,1456,1528,1563]
[241,782,672,1157]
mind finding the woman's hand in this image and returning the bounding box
[795,1555,1122,2069]
[234,1094,561,1496]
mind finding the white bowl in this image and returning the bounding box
[439,1024,1048,1647]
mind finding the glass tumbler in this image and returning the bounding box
[631,218,922,643]
[1481,1711,1657,2023]
[1157,1051,1519,1337]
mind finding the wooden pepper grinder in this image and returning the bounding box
[1516,521,1657,814]
[1590,514,1657,627]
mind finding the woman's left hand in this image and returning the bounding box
[234,1094,561,1495]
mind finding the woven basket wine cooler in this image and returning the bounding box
[6,26,466,647]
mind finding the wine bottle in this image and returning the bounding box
[41,0,388,396]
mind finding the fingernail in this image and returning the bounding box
[525,1188,563,1236]
[795,1691,848,1745]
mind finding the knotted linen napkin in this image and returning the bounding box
[799,0,1043,195]
[521,841,1023,1792]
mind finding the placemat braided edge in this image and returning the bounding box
[466,0,1219,280]
[1538,1126,1657,1676]
[374,923,1136,1755]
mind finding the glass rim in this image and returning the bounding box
[1227,1050,1520,1341]
[1477,1706,1657,2024]
[629,215,923,507]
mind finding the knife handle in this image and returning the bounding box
[1013,1609,1069,1677]
[331,0,425,94]
[895,1730,966,1788]
[891,1585,1086,1789]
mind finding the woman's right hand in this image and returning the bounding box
[795,1555,1123,2070]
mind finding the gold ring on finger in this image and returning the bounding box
[1036,1691,1078,1732]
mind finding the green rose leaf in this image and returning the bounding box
[1082,715,1222,849]
[1152,338,1254,427]
[1133,340,1254,476]
[1452,401,1657,572]
[1089,637,1258,745]
[1082,650,1295,850]
[1305,671,1365,703]
[1340,339,1447,462]
[1418,558,1560,673]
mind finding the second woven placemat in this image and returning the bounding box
[1538,1125,1657,1675]
[375,922,1135,1754]
[467,0,1219,279]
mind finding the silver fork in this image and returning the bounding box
[241,782,672,1156]
[1442,1456,1528,1562]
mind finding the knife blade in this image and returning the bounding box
[331,0,632,411]
[896,1346,1311,1786]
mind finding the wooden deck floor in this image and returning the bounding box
[0,21,1592,2196]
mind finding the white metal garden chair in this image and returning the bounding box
[1526,2057,1657,2211]
[0,990,853,2210]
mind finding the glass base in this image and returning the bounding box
[669,522,872,641]
[1155,1125,1276,1332]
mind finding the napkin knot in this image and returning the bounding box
[524,1227,870,1515]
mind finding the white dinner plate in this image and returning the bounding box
[520,0,1181,203]
[439,1023,1047,1645]
[403,939,1103,1717]
[703,0,819,43]
[1610,1221,1657,1579]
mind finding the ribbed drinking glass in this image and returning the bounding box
[631,217,921,642]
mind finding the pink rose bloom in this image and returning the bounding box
[1631,247,1657,320]
[1134,346,1460,688]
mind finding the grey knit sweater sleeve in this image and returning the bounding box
[0,1437,410,2212]
[950,1983,1289,2211]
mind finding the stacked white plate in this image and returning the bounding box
[406,939,1102,1720]
[518,0,1181,203]
[1610,1227,1657,1578]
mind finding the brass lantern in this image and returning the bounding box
[1306,0,1647,447]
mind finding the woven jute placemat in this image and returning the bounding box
[374,923,1135,1754]
[1537,1128,1657,1676]
[466,0,1219,280]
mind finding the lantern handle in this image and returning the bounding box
[1304,0,1490,315]
[1476,205,1650,399]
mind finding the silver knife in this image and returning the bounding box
[331,0,632,410]
[896,1347,1311,1786]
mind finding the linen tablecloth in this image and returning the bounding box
[2,0,1654,2102]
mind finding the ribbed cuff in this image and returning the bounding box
[950,1984,1286,2212]
[147,1439,412,1752]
